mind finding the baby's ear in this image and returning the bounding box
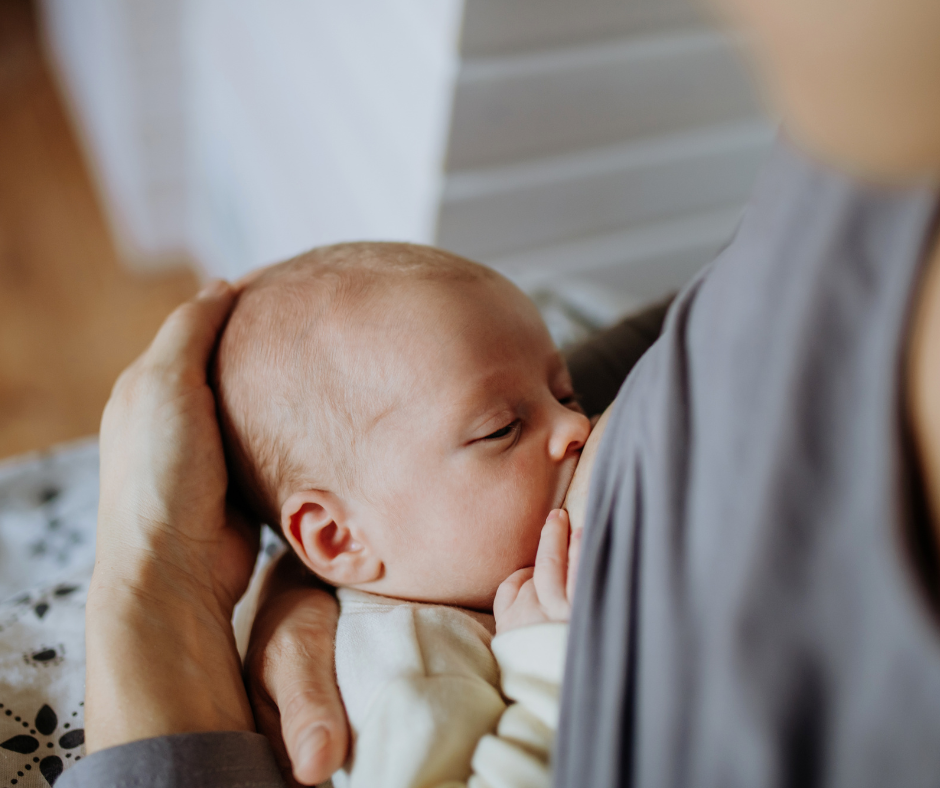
[281,490,382,585]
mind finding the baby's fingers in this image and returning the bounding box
[533,509,571,620]
[566,527,582,604]
[494,567,535,622]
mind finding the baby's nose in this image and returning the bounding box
[549,407,591,461]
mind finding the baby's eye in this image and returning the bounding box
[482,420,519,441]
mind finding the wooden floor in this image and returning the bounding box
[0,0,200,461]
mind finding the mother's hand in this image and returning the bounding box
[86,280,259,752]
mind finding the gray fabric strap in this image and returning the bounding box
[556,139,940,788]
[56,732,285,788]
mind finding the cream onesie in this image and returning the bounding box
[235,555,567,788]
[330,588,567,788]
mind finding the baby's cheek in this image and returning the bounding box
[475,504,537,576]
[508,458,555,534]
[507,502,548,571]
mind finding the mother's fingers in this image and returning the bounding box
[245,561,348,786]
[144,279,237,372]
[277,677,348,786]
[251,670,348,787]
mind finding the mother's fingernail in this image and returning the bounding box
[198,278,230,298]
[547,509,563,521]
[295,725,329,772]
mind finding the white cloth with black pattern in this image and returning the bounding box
[0,438,286,788]
[0,439,98,788]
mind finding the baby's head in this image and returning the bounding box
[215,242,589,609]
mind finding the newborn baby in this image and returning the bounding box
[217,242,590,787]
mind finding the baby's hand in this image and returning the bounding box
[493,509,581,634]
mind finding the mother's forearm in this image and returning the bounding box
[84,562,255,753]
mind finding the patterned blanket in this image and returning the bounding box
[0,438,286,788]
[0,438,98,788]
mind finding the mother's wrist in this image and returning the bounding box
[93,496,257,618]
[90,540,232,630]
[84,562,255,753]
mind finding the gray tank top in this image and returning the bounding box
[556,139,940,788]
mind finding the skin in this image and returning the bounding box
[280,277,590,610]
[85,0,940,785]
[712,0,940,180]
[909,241,940,533]
[88,282,258,751]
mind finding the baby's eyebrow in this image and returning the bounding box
[548,351,572,381]
[449,377,515,431]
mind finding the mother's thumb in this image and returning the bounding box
[278,679,349,785]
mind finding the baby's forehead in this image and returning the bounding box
[370,302,563,420]
[238,257,552,412]
[313,275,522,354]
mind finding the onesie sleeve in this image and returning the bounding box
[468,623,568,788]
[55,731,286,788]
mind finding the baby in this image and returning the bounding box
[217,242,592,788]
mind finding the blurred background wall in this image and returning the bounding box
[0,0,198,461]
[1,0,772,459]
